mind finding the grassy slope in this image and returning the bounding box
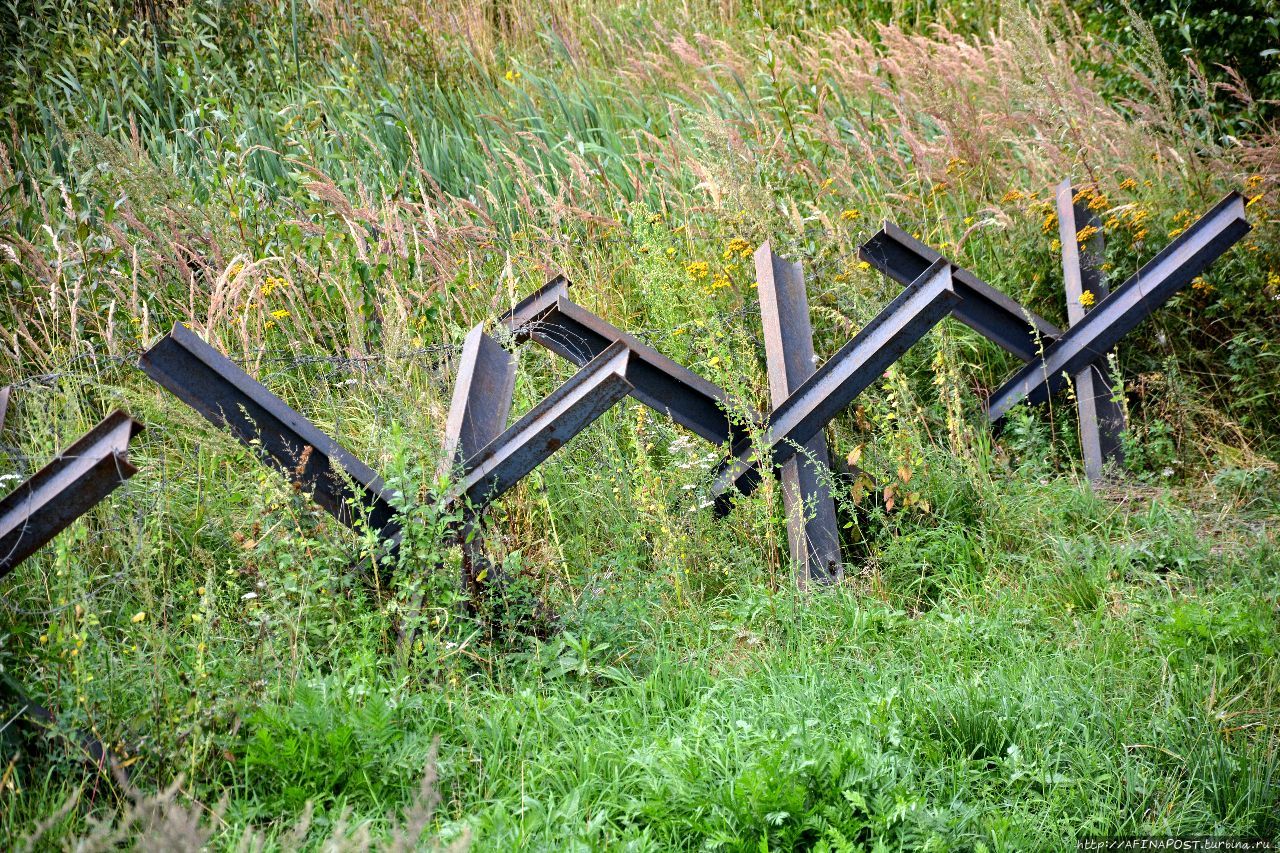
[1,1,1278,849]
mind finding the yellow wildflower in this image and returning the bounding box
[840,208,861,222]
[271,309,290,319]
[647,213,663,225]
[1247,194,1264,208]
[1078,291,1096,308]
[131,611,146,623]
[1118,178,1137,191]
[504,69,521,82]
[1041,212,1057,234]
[1000,189,1024,204]
[726,237,752,258]
[1076,225,1100,245]
[685,261,710,281]
[857,260,871,271]
[1245,174,1264,190]
[1087,193,1109,212]
[1190,277,1214,295]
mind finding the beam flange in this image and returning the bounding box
[440,323,517,476]
[504,278,752,446]
[1,410,142,578]
[754,242,842,585]
[989,192,1250,422]
[859,222,1061,362]
[140,323,398,536]
[460,341,633,509]
[714,260,959,511]
[1056,179,1126,481]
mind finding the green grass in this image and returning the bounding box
[1,0,1278,849]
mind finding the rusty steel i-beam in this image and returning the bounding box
[438,323,517,594]
[753,243,842,586]
[140,323,400,538]
[504,277,753,447]
[1056,179,1126,481]
[457,341,633,510]
[988,192,1250,423]
[859,222,1061,363]
[1,410,143,578]
[714,259,959,510]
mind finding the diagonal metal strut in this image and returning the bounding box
[713,260,959,512]
[1,410,143,578]
[140,323,399,537]
[988,192,1250,423]
[504,277,753,447]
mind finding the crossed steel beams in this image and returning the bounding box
[504,264,962,584]
[861,191,1249,480]
[1,410,144,578]
[710,260,959,509]
[502,276,754,447]
[988,192,1250,421]
[139,323,634,568]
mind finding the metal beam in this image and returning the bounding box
[1,674,130,790]
[503,278,752,446]
[139,323,399,537]
[460,342,633,509]
[713,260,959,511]
[859,221,1061,362]
[989,192,1250,422]
[1,410,142,578]
[440,323,517,475]
[754,242,842,585]
[1056,179,1126,481]
[0,386,9,434]
[438,323,517,597]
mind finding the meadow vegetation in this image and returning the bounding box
[1,0,1278,849]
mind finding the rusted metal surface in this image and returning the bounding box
[0,410,142,578]
[859,222,1061,362]
[754,243,842,586]
[714,260,959,510]
[504,277,751,446]
[1056,179,1126,481]
[988,193,1250,423]
[440,323,517,476]
[439,323,517,599]
[140,323,399,537]
[460,342,633,509]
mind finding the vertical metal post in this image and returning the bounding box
[754,243,842,586]
[440,324,517,476]
[439,323,517,599]
[1056,179,1126,482]
[0,386,9,434]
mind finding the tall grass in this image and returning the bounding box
[1,0,1277,848]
